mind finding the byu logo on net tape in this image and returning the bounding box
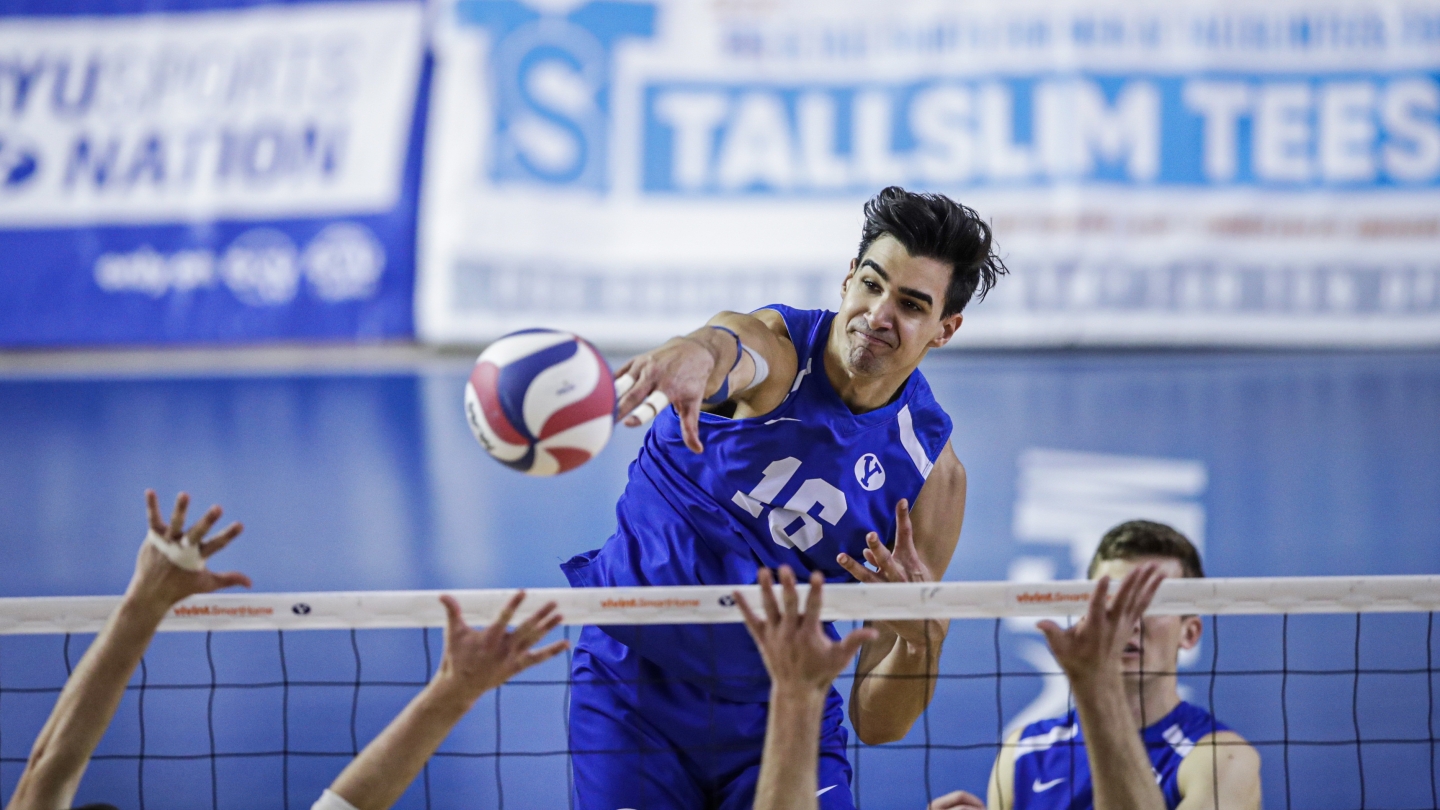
[854,453,885,491]
[456,0,656,190]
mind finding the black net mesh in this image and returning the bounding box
[1,610,1437,809]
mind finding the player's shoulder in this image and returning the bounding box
[1176,729,1261,805]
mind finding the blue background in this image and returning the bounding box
[1,351,1438,809]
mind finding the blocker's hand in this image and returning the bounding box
[735,567,878,695]
[434,593,568,705]
[836,499,945,651]
[128,489,250,611]
[1037,562,1166,685]
[613,334,721,453]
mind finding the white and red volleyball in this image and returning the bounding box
[464,329,616,476]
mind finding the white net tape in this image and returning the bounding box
[2,575,1437,635]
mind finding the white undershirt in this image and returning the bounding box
[311,789,360,810]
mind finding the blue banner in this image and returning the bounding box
[0,0,428,346]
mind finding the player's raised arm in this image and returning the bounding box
[7,490,248,810]
[613,310,798,453]
[838,442,967,744]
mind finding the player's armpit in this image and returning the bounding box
[708,309,798,417]
[1175,731,1262,810]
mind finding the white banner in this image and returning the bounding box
[0,1,424,225]
[418,0,1440,347]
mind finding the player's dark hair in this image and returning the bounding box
[855,186,1007,318]
[1088,520,1205,579]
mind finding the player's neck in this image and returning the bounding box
[1123,675,1182,731]
[822,335,914,414]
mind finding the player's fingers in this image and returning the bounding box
[1036,619,1064,649]
[614,367,651,421]
[146,489,166,535]
[208,571,252,591]
[865,533,906,582]
[893,499,915,552]
[168,492,190,539]
[200,522,243,558]
[494,590,526,629]
[836,627,879,660]
[624,389,671,428]
[1088,575,1111,625]
[756,568,782,625]
[777,565,801,622]
[802,571,825,628]
[674,398,705,454]
[514,603,560,646]
[440,594,465,637]
[836,553,882,583]
[521,639,570,669]
[188,505,223,545]
[734,591,763,637]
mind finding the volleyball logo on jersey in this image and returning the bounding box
[732,457,848,552]
[455,0,656,190]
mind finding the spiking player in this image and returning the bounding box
[562,187,1005,809]
[929,521,1262,810]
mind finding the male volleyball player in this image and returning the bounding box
[562,186,1005,809]
[928,521,1262,810]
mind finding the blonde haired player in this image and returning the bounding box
[930,521,1261,810]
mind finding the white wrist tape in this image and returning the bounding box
[738,344,770,393]
[145,528,206,572]
[311,789,361,810]
[614,374,671,426]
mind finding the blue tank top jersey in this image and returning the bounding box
[1011,701,1231,810]
[562,305,954,702]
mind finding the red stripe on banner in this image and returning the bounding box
[538,344,615,440]
[470,362,529,447]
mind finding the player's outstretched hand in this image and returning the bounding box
[835,498,944,650]
[1037,562,1166,686]
[735,567,878,695]
[433,593,568,705]
[928,790,986,809]
[128,489,250,612]
[614,332,723,453]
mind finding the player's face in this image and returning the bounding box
[1090,557,1203,681]
[837,235,963,376]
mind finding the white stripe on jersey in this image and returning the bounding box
[1015,722,1080,758]
[897,405,935,478]
[1162,724,1196,758]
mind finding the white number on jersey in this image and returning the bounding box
[732,457,848,551]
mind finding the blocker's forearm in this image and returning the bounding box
[7,596,167,810]
[850,625,945,745]
[754,685,826,810]
[327,679,473,810]
[1071,675,1167,810]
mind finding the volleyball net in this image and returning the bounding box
[1,576,1437,810]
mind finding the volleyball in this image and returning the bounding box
[464,329,616,476]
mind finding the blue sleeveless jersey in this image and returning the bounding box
[1012,701,1231,810]
[561,305,953,702]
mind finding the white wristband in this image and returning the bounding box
[145,528,206,572]
[311,789,361,810]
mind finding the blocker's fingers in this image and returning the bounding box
[146,489,166,535]
[516,612,563,649]
[803,571,825,627]
[756,568,782,626]
[778,565,800,620]
[734,592,763,638]
[514,602,560,644]
[188,505,223,545]
[865,533,906,581]
[837,627,879,660]
[494,590,526,629]
[521,639,570,669]
[440,594,465,634]
[209,571,252,590]
[168,493,190,539]
[200,522,243,558]
[1036,619,1064,647]
[1088,576,1112,624]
